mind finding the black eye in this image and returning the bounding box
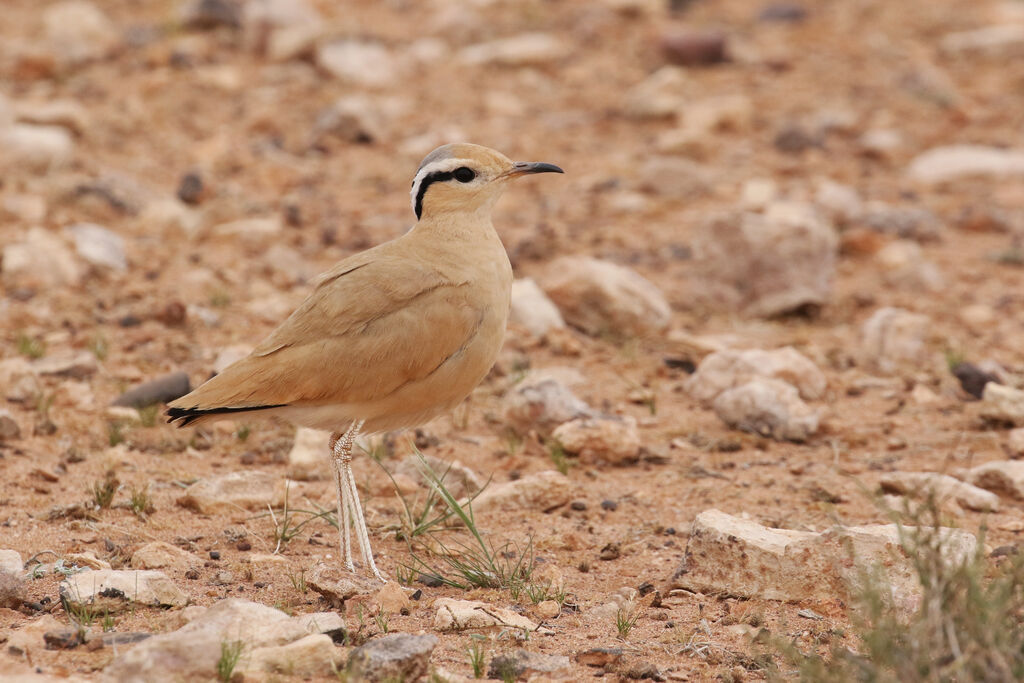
[453,167,475,183]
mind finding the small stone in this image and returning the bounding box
[317,40,397,86]
[542,256,671,338]
[951,362,999,399]
[468,471,571,514]
[601,499,618,511]
[774,123,821,153]
[111,371,191,408]
[692,202,837,317]
[177,471,286,514]
[1,227,82,289]
[179,0,242,29]
[487,650,570,679]
[44,629,83,650]
[43,1,118,65]
[876,240,944,292]
[758,3,808,22]
[860,203,944,242]
[879,471,1000,512]
[313,95,388,145]
[660,29,728,66]
[65,222,126,271]
[860,307,931,374]
[536,600,560,619]
[577,647,624,667]
[34,351,97,379]
[459,33,569,66]
[686,347,826,403]
[503,371,593,436]
[287,427,330,481]
[510,278,566,338]
[980,384,1024,426]
[940,24,1024,57]
[131,542,201,573]
[552,416,641,465]
[0,410,22,441]
[712,378,819,442]
[212,216,283,248]
[966,461,1024,499]
[59,570,188,613]
[1007,428,1024,458]
[347,633,438,682]
[859,129,904,159]
[374,581,411,615]
[209,551,221,560]
[815,179,864,225]
[570,500,587,511]
[623,66,688,119]
[907,145,1024,184]
[0,549,23,575]
[176,172,204,205]
[433,598,539,632]
[307,562,377,608]
[0,570,26,609]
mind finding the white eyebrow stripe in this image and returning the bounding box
[409,158,475,214]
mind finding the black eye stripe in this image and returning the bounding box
[413,166,477,219]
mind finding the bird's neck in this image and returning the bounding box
[410,209,500,243]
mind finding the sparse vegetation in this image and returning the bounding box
[88,333,108,360]
[547,440,571,475]
[216,639,245,683]
[129,485,154,518]
[615,606,640,640]
[138,403,159,427]
[373,611,390,634]
[467,635,487,678]
[16,332,45,359]
[91,472,119,509]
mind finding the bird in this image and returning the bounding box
[167,143,563,582]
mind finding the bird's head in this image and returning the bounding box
[410,142,563,221]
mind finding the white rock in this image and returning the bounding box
[306,563,378,607]
[739,178,779,210]
[1,193,48,223]
[552,416,640,465]
[212,216,283,248]
[692,201,838,317]
[59,570,188,613]
[317,41,397,86]
[66,222,126,271]
[43,1,118,65]
[965,460,1024,499]
[876,240,944,291]
[670,509,977,610]
[245,633,343,678]
[859,129,904,158]
[860,307,931,374]
[1008,428,1024,457]
[0,549,22,575]
[0,124,74,172]
[686,347,826,403]
[941,24,1024,56]
[712,378,819,442]
[509,278,565,338]
[459,33,568,66]
[1,227,81,289]
[469,471,570,514]
[34,351,98,379]
[131,542,201,573]
[139,198,202,238]
[542,256,671,338]
[287,427,330,481]
[879,471,1000,512]
[907,144,1024,184]
[242,0,322,58]
[13,99,89,135]
[313,95,388,144]
[503,372,593,436]
[623,66,688,119]
[815,179,863,224]
[0,358,41,403]
[104,599,345,682]
[177,471,287,514]
[634,155,712,198]
[433,598,539,632]
[980,383,1024,426]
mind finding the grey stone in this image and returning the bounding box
[879,471,1000,512]
[347,633,438,682]
[111,372,191,408]
[433,598,539,632]
[860,307,931,374]
[1,227,82,289]
[0,410,22,441]
[503,372,593,436]
[980,383,1024,426]
[176,471,286,514]
[0,549,23,575]
[0,571,25,609]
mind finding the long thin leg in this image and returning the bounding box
[330,424,361,572]
[331,420,386,582]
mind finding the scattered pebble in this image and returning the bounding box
[712,377,820,442]
[111,371,191,408]
[552,415,641,465]
[347,633,438,682]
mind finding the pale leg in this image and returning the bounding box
[330,420,386,582]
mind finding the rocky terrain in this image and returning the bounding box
[2,0,1024,680]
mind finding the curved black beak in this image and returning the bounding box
[508,161,565,177]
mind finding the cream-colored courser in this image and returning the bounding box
[168,143,563,581]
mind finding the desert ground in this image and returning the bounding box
[2,0,1024,681]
